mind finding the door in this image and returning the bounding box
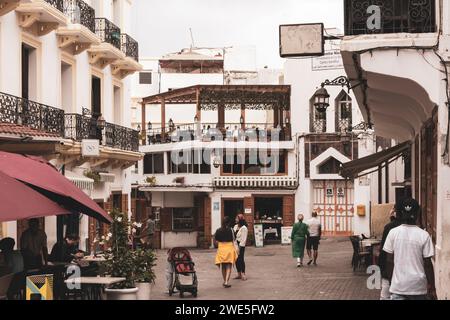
[312,180,354,236]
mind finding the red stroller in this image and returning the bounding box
[167,247,198,298]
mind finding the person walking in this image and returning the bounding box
[291,214,309,267]
[383,198,436,300]
[234,214,248,281]
[214,217,238,288]
[306,212,322,266]
[378,204,401,300]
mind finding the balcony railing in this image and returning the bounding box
[344,0,437,35]
[121,34,139,62]
[45,0,65,12]
[0,92,65,136]
[62,0,96,33]
[65,114,139,152]
[95,18,121,50]
[214,176,298,189]
[105,122,139,152]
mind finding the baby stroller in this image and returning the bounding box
[167,247,198,298]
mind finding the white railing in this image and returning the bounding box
[213,176,297,189]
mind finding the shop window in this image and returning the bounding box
[318,157,342,174]
[172,208,195,231]
[143,153,164,174]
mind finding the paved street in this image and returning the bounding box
[151,237,380,300]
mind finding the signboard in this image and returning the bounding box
[254,224,264,248]
[81,139,100,157]
[312,49,343,71]
[26,274,54,300]
[213,202,220,211]
[244,208,252,214]
[326,188,334,197]
[281,227,293,245]
[279,23,324,57]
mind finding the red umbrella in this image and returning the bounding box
[0,151,112,224]
[0,171,70,222]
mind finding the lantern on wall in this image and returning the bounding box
[313,85,330,114]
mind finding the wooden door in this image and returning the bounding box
[312,180,354,235]
[282,195,295,227]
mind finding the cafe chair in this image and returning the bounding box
[0,273,14,300]
[349,236,371,272]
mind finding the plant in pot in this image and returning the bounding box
[133,247,157,300]
[102,209,139,300]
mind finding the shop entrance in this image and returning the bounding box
[254,197,283,244]
[222,199,244,223]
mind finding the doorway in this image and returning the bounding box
[22,43,37,101]
[222,199,244,223]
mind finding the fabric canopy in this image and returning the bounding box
[340,141,411,179]
[0,151,112,224]
[0,171,70,222]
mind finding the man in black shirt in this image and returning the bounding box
[378,204,401,300]
[49,235,83,264]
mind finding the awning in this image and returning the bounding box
[65,171,94,191]
[340,141,411,179]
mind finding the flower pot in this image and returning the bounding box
[105,287,139,300]
[136,282,153,300]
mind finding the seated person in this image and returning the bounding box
[49,234,83,264]
[0,237,25,300]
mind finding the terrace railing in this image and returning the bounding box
[344,0,437,35]
[0,92,65,136]
[45,0,65,12]
[65,113,95,141]
[62,0,96,33]
[95,18,121,50]
[105,122,139,152]
[121,34,139,62]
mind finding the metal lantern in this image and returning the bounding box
[147,121,152,131]
[168,118,174,129]
[136,124,141,132]
[313,86,330,114]
[96,115,106,130]
[285,116,290,125]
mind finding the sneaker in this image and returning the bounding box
[307,260,313,266]
[224,284,232,288]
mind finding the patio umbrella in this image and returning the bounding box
[0,171,70,222]
[0,151,112,224]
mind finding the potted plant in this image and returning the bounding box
[84,170,101,183]
[102,210,139,300]
[133,247,157,300]
[145,176,157,186]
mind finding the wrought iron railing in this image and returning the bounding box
[105,122,139,152]
[95,18,121,50]
[311,118,326,133]
[62,0,96,33]
[65,113,95,141]
[0,92,65,136]
[121,34,139,61]
[344,0,437,35]
[45,0,65,12]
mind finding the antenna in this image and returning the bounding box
[189,28,195,49]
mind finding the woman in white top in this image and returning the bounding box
[234,214,248,281]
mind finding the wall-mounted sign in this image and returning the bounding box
[254,224,264,248]
[279,23,324,57]
[244,208,252,214]
[213,202,220,211]
[326,188,334,197]
[81,139,100,157]
[281,227,293,245]
[337,187,345,198]
[312,49,344,71]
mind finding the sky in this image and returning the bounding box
[131,0,344,69]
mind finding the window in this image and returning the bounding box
[310,96,326,133]
[172,208,195,231]
[318,157,342,174]
[139,72,152,84]
[336,91,352,133]
[143,153,164,174]
[167,150,211,174]
[223,150,287,175]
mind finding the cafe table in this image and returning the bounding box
[83,255,107,263]
[64,277,126,300]
[361,239,382,265]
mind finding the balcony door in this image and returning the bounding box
[91,76,101,117]
[61,62,73,112]
[21,43,37,101]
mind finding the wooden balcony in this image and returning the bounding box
[88,18,125,69]
[56,0,100,55]
[16,0,68,36]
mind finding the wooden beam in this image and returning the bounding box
[196,88,201,122]
[161,98,166,140]
[218,103,225,129]
[141,101,147,145]
[241,103,246,130]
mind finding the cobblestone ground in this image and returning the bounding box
[151,237,381,300]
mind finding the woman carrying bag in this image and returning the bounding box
[214,217,238,288]
[234,214,248,281]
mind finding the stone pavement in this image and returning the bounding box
[150,237,381,300]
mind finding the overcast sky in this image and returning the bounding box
[132,0,344,69]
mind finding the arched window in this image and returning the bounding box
[310,96,326,133]
[335,91,352,133]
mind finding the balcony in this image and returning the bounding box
[0,91,65,137]
[344,0,437,36]
[56,0,100,55]
[16,0,68,36]
[111,34,143,79]
[214,176,297,190]
[65,113,139,152]
[88,17,125,68]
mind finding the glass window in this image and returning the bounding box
[172,208,195,231]
[143,153,164,174]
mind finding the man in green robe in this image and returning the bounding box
[291,214,309,267]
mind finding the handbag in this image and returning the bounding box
[232,229,240,256]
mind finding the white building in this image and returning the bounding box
[0,0,142,252]
[340,0,449,298]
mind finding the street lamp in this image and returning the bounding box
[136,124,141,132]
[147,121,152,131]
[168,118,174,130]
[96,115,106,130]
[285,116,290,125]
[313,85,330,114]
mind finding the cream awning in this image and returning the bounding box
[65,170,94,191]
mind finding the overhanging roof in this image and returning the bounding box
[142,85,291,110]
[340,141,411,179]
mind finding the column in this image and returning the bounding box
[161,98,166,140]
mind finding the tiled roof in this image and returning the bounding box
[0,123,62,139]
